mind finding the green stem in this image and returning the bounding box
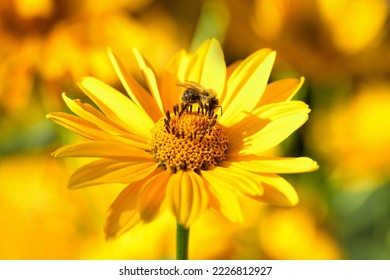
[176,223,190,260]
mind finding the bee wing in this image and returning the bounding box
[177,81,204,91]
[176,82,188,88]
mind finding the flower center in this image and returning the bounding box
[149,108,228,172]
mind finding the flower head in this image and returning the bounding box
[47,38,318,239]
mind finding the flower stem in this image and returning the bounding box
[176,223,190,260]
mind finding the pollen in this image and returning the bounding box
[149,111,228,172]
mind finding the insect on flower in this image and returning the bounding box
[46,38,319,241]
[177,81,222,118]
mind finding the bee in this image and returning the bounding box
[177,81,222,118]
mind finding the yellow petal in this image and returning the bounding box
[46,112,148,150]
[257,77,305,107]
[47,112,107,140]
[159,50,191,112]
[79,77,154,139]
[252,100,310,119]
[226,60,242,79]
[201,166,263,197]
[69,159,158,189]
[207,183,243,223]
[249,174,299,207]
[166,171,208,228]
[137,170,172,222]
[107,49,162,121]
[218,60,242,103]
[104,167,165,239]
[52,141,153,160]
[132,48,165,116]
[219,49,276,126]
[185,38,226,98]
[243,114,309,155]
[104,182,143,239]
[62,93,126,135]
[228,101,310,155]
[226,155,319,174]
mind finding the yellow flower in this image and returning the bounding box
[47,38,318,239]
[253,0,389,55]
[225,0,389,79]
[258,207,342,259]
[308,81,390,185]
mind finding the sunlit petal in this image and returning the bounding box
[133,48,165,116]
[47,112,108,141]
[138,170,173,222]
[52,141,153,160]
[79,77,154,138]
[226,155,319,174]
[104,167,164,239]
[228,101,310,155]
[220,49,276,126]
[206,183,243,223]
[104,182,142,239]
[242,114,309,155]
[249,174,299,207]
[257,77,305,107]
[46,112,148,150]
[218,60,242,102]
[167,171,209,228]
[107,48,162,121]
[185,38,226,98]
[62,93,126,134]
[201,167,263,197]
[69,159,158,189]
[159,50,191,112]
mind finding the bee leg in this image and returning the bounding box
[178,103,188,117]
[165,110,171,121]
[173,104,180,116]
[199,102,204,115]
[208,107,214,119]
[164,119,171,133]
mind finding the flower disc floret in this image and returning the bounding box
[150,112,228,172]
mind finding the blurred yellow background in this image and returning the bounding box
[1,0,389,259]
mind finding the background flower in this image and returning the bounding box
[1,0,389,259]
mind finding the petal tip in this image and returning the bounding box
[311,161,320,171]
